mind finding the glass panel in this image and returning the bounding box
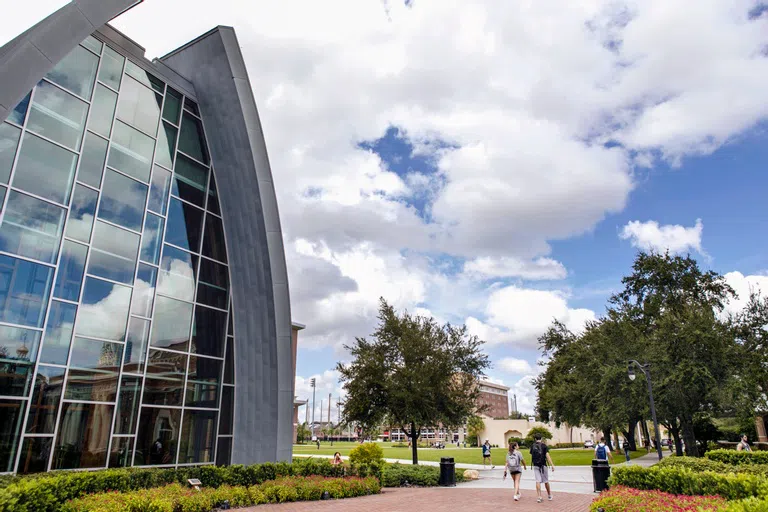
[155,122,177,169]
[228,301,233,335]
[185,356,221,408]
[89,84,118,138]
[65,337,122,402]
[178,112,209,164]
[0,326,40,397]
[147,349,187,379]
[132,263,157,318]
[98,169,148,232]
[0,191,66,265]
[218,386,233,435]
[53,402,113,469]
[45,45,99,100]
[123,317,150,374]
[162,88,182,125]
[115,376,141,434]
[0,254,54,327]
[206,173,220,215]
[0,187,5,208]
[215,436,231,467]
[0,123,21,184]
[172,155,208,207]
[27,81,88,150]
[8,93,31,126]
[109,436,134,468]
[12,132,77,205]
[150,296,192,352]
[18,436,52,474]
[0,400,26,472]
[224,337,233,384]
[158,245,197,302]
[142,377,184,407]
[183,98,200,117]
[148,165,171,215]
[135,407,180,466]
[77,277,131,341]
[201,214,228,264]
[88,221,140,285]
[26,365,65,433]
[39,300,76,365]
[125,61,164,93]
[98,46,124,91]
[140,213,164,265]
[108,121,154,183]
[178,410,216,463]
[117,76,162,135]
[77,132,108,188]
[144,349,186,406]
[165,198,203,253]
[53,240,87,302]
[65,185,98,244]
[191,305,226,358]
[197,258,228,310]
[81,35,103,55]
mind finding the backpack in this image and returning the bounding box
[482,445,491,456]
[596,444,607,460]
[531,442,545,466]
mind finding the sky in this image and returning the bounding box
[5,0,768,424]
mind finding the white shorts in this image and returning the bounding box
[534,465,549,483]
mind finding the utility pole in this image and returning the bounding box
[328,393,332,425]
[629,361,663,461]
[310,378,316,439]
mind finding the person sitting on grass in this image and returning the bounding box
[332,452,343,465]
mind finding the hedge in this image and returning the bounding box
[63,476,381,512]
[380,463,465,487]
[707,450,768,466]
[658,457,768,478]
[589,485,727,512]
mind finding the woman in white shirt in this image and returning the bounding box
[506,442,527,501]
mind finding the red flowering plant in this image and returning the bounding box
[591,485,728,512]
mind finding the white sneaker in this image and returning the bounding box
[548,495,553,501]
[537,497,542,503]
[514,494,519,501]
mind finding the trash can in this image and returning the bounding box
[439,457,456,487]
[592,459,610,492]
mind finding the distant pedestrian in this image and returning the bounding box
[482,440,494,469]
[737,434,752,452]
[530,434,555,503]
[316,439,320,450]
[622,439,631,462]
[595,437,614,463]
[505,442,527,501]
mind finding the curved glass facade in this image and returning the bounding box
[0,34,235,473]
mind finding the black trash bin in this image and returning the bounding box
[439,457,456,487]
[592,459,610,492]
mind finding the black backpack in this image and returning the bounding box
[531,442,545,466]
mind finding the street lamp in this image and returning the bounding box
[628,360,663,461]
[310,378,317,440]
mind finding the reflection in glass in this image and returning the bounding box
[18,436,52,474]
[0,123,21,184]
[109,436,134,468]
[155,122,177,170]
[76,277,131,342]
[89,85,118,138]
[26,80,88,150]
[8,93,31,126]
[158,245,197,302]
[45,45,99,99]
[184,98,200,117]
[0,400,26,472]
[206,173,221,215]
[165,198,203,254]
[65,337,123,402]
[191,305,226,358]
[140,213,164,266]
[163,88,182,124]
[123,317,150,375]
[81,35,103,55]
[131,264,157,318]
[0,190,66,264]
[135,407,180,466]
[26,365,65,433]
[150,296,192,352]
[88,221,140,285]
[179,410,216,464]
[117,76,162,135]
[125,61,164,94]
[219,386,233,435]
[98,46,125,91]
[185,356,221,408]
[53,240,87,302]
[77,132,108,188]
[0,254,54,327]
[224,337,234,384]
[12,132,78,205]
[148,165,172,215]
[65,185,98,243]
[0,325,41,397]
[98,169,148,232]
[215,436,232,467]
[115,376,141,434]
[202,214,228,264]
[172,154,208,207]
[108,121,154,183]
[144,349,186,406]
[178,112,209,164]
[39,300,76,365]
[53,402,113,469]
[197,258,228,310]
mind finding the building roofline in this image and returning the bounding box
[478,379,510,391]
[292,322,306,330]
[159,25,232,61]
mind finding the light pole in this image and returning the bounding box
[310,378,317,440]
[628,360,663,461]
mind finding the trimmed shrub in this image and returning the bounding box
[349,443,385,465]
[553,443,583,449]
[707,450,768,466]
[380,463,465,487]
[589,485,727,512]
[658,457,768,478]
[390,443,408,448]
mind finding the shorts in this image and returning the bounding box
[534,465,549,483]
[509,470,521,476]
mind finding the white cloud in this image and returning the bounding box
[620,219,704,254]
[464,256,567,280]
[723,271,768,315]
[498,357,534,375]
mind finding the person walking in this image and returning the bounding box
[482,440,495,469]
[595,437,614,463]
[622,439,631,463]
[530,434,555,503]
[505,442,527,501]
[737,434,752,452]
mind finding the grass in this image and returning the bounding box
[293,441,647,466]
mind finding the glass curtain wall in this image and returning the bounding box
[0,34,235,473]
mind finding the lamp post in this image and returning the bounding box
[628,360,663,461]
[310,378,317,440]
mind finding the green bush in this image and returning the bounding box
[349,443,385,465]
[524,426,553,445]
[507,437,526,448]
[380,463,465,487]
[589,485,727,511]
[707,450,768,466]
[390,443,408,448]
[553,443,583,449]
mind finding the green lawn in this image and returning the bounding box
[293,441,647,466]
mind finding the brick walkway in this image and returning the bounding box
[245,488,595,511]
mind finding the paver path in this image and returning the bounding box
[243,488,594,511]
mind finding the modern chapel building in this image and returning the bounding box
[0,0,294,473]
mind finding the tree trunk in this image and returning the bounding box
[410,422,419,465]
[670,428,683,456]
[681,416,699,457]
[603,426,613,450]
[624,421,638,451]
[641,419,651,447]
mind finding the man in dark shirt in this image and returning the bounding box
[530,434,555,503]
